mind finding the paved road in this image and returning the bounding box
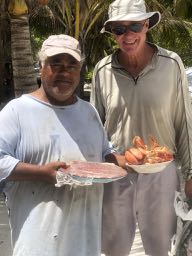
[0,194,12,256]
[129,226,146,256]
[0,194,145,256]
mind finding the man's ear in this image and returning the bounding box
[146,19,149,29]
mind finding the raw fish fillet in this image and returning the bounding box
[60,161,127,179]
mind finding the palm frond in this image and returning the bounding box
[74,0,80,39]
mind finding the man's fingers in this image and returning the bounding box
[55,162,70,170]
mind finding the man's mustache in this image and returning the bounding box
[53,76,72,83]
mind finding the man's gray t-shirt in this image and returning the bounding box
[0,95,112,256]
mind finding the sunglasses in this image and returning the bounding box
[111,22,146,35]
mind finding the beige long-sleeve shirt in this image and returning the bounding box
[91,45,192,180]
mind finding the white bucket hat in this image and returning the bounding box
[41,35,81,61]
[101,0,161,33]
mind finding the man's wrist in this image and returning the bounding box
[186,169,192,180]
[125,162,130,171]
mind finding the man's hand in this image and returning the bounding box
[7,161,69,185]
[41,161,69,184]
[105,152,133,172]
[185,179,192,198]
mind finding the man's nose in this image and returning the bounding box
[54,65,71,74]
[58,65,69,72]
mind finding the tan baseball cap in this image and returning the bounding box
[41,34,82,61]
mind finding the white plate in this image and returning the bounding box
[55,171,126,187]
[127,160,173,174]
[56,161,127,187]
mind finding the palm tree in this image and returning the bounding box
[0,0,12,103]
[145,0,192,66]
[0,1,5,102]
[7,0,38,97]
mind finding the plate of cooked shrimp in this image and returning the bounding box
[125,136,174,174]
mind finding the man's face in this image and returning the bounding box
[110,20,149,56]
[41,53,81,105]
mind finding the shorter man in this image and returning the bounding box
[0,34,126,256]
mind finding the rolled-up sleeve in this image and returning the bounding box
[0,103,20,181]
[174,58,192,180]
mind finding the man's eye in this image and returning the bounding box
[68,65,77,70]
[49,63,78,71]
[50,63,62,68]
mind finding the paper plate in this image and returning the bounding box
[70,175,125,184]
[127,160,173,174]
[55,172,126,187]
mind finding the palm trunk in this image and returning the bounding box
[10,15,38,97]
[0,26,3,104]
[0,0,5,103]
